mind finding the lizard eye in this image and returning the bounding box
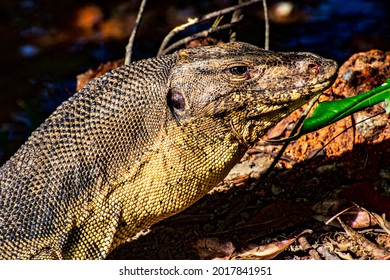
[227,65,252,80]
[229,65,249,76]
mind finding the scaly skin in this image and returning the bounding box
[0,42,337,259]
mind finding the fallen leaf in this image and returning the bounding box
[192,237,235,260]
[233,238,296,260]
[341,209,378,228]
[266,116,291,139]
[232,229,312,260]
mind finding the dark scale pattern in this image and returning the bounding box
[0,42,337,259]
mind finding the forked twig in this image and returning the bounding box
[263,92,323,176]
[157,0,263,56]
[229,0,245,42]
[263,0,270,50]
[125,0,148,65]
[159,23,234,56]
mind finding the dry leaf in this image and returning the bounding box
[266,117,290,139]
[341,209,378,228]
[232,229,312,260]
[193,237,235,259]
[233,238,296,260]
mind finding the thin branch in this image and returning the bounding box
[262,93,323,176]
[229,0,245,42]
[157,0,263,56]
[125,0,148,65]
[159,23,235,56]
[263,0,270,50]
[158,18,199,57]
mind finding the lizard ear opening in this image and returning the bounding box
[167,88,186,112]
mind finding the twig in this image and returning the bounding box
[125,0,148,65]
[262,92,323,176]
[230,0,245,42]
[157,0,263,56]
[263,0,270,50]
[160,23,234,56]
[325,206,356,225]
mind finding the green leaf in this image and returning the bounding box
[282,78,390,141]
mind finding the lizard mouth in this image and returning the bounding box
[248,58,338,107]
[228,105,292,147]
[245,71,337,123]
[249,78,335,107]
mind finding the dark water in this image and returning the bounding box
[0,0,389,163]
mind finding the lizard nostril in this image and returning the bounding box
[308,63,320,76]
[167,89,186,111]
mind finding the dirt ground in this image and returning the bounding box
[102,49,389,260]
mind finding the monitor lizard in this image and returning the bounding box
[0,42,337,259]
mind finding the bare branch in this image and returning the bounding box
[229,0,245,42]
[160,23,234,56]
[125,0,148,65]
[157,18,200,58]
[263,0,270,50]
[157,0,263,56]
[263,93,323,175]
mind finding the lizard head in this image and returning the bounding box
[167,42,338,145]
